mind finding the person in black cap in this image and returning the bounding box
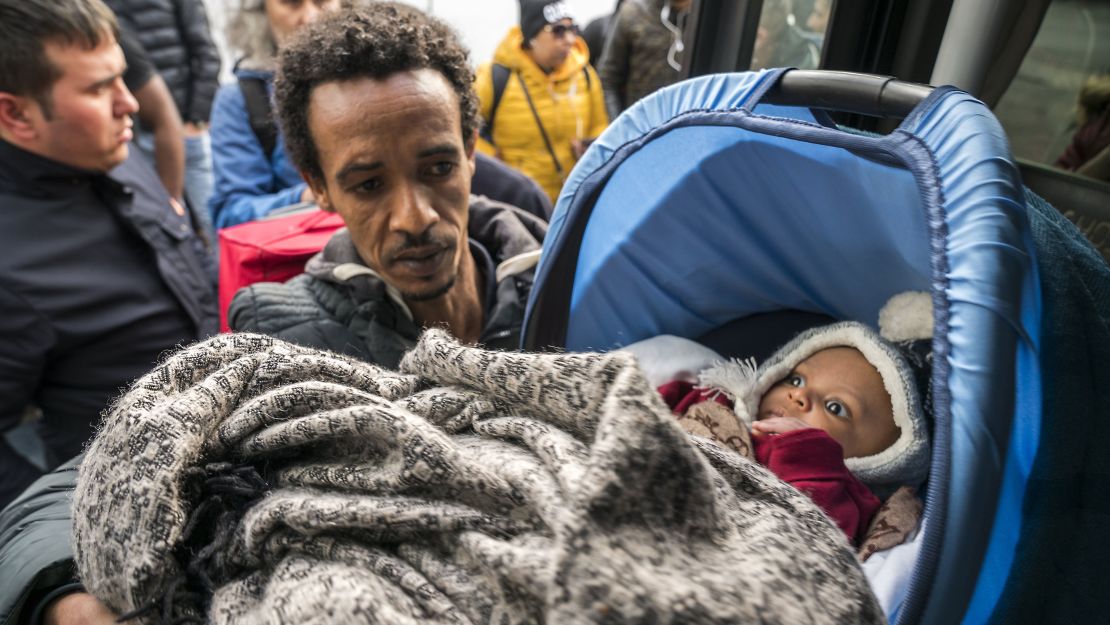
[475,0,609,202]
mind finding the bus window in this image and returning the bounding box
[749,0,824,70]
[993,1,1110,182]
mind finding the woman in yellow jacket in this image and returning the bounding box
[475,0,609,202]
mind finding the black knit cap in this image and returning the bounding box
[520,0,574,41]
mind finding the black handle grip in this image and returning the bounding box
[762,69,934,119]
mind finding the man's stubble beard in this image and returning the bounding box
[403,273,458,302]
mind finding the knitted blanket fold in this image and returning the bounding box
[73,331,884,624]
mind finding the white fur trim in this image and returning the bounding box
[698,357,758,403]
[878,291,933,342]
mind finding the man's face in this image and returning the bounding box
[265,0,341,49]
[305,69,476,302]
[529,19,577,70]
[31,36,138,172]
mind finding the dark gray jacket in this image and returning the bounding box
[106,0,221,123]
[598,0,685,119]
[229,196,546,368]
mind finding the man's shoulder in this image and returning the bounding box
[229,275,332,334]
[228,274,383,361]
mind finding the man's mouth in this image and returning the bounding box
[391,245,450,277]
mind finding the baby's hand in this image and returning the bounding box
[751,416,814,436]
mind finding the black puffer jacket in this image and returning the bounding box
[106,0,221,123]
[228,197,546,368]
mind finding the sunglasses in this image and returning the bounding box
[544,22,579,38]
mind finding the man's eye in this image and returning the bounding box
[356,178,382,193]
[825,400,847,418]
[427,162,456,177]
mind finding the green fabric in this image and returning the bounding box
[989,191,1110,624]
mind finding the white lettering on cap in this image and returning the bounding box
[543,1,573,23]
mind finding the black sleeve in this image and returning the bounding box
[598,5,632,120]
[582,16,609,67]
[0,458,80,625]
[0,284,56,509]
[472,153,553,221]
[117,24,156,94]
[176,0,222,122]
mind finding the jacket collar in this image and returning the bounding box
[0,138,107,194]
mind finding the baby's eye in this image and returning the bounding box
[825,400,848,418]
[786,374,804,387]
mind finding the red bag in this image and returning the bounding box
[217,209,345,332]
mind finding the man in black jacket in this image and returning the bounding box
[0,0,217,508]
[104,0,221,240]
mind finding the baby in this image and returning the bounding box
[654,296,933,546]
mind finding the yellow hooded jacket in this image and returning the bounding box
[475,26,609,202]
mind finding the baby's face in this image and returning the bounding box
[757,347,899,458]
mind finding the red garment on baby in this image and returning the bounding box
[657,379,731,414]
[752,429,881,545]
[658,380,881,545]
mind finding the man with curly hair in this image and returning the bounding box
[0,4,544,623]
[226,2,546,367]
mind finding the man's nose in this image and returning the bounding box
[389,183,439,236]
[114,81,139,117]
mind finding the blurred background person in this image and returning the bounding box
[476,0,608,202]
[207,0,341,229]
[1055,72,1110,183]
[750,0,819,71]
[598,0,690,120]
[582,0,624,68]
[804,0,830,38]
[106,0,221,241]
[116,26,185,206]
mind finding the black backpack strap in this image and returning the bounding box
[238,76,277,158]
[479,63,511,145]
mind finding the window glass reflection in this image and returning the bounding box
[750,0,823,70]
[994,0,1110,182]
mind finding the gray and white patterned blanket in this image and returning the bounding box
[73,330,884,624]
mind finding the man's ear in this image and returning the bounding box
[303,172,333,212]
[0,93,42,143]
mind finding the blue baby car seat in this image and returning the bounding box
[523,69,1110,624]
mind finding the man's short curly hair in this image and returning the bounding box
[275,3,479,183]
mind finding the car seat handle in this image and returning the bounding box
[761,69,934,119]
